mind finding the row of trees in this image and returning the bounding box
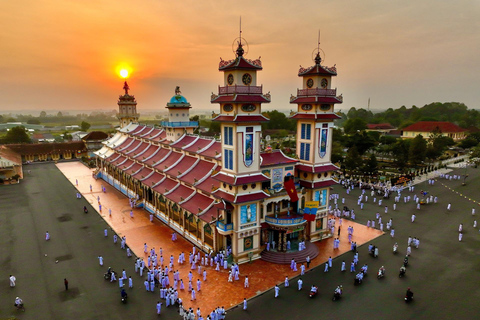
[340,102,477,129]
[0,111,117,125]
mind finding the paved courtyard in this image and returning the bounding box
[2,161,480,319]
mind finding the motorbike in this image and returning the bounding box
[83,206,88,213]
[405,291,414,302]
[377,268,385,279]
[393,244,398,254]
[403,256,409,267]
[309,286,318,298]
[399,267,406,278]
[121,289,128,304]
[104,269,117,280]
[332,287,342,301]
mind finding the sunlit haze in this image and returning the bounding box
[1,0,479,114]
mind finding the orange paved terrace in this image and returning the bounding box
[57,162,382,313]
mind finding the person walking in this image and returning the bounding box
[64,278,69,290]
[9,275,16,287]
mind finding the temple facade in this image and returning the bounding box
[95,37,342,264]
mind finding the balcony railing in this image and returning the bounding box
[297,88,336,97]
[216,221,234,232]
[218,85,263,95]
[160,121,199,128]
[265,216,305,226]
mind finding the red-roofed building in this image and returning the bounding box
[95,35,339,264]
[366,123,396,133]
[401,121,467,140]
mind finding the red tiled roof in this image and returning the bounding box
[290,97,342,104]
[143,148,170,166]
[183,138,214,153]
[152,177,178,194]
[298,64,337,76]
[129,125,147,135]
[367,123,395,130]
[289,112,341,120]
[180,160,216,186]
[128,141,149,157]
[141,172,165,187]
[219,56,262,71]
[198,206,217,223]
[119,159,134,170]
[149,130,167,142]
[213,172,270,186]
[142,128,162,139]
[180,192,215,215]
[195,176,220,195]
[82,131,109,141]
[170,135,197,148]
[296,163,339,173]
[299,179,337,189]
[136,126,154,137]
[114,137,133,151]
[402,121,467,133]
[111,155,126,166]
[105,152,121,162]
[260,150,298,167]
[153,152,182,172]
[164,184,194,203]
[211,94,270,103]
[125,163,142,174]
[135,145,160,162]
[122,139,142,154]
[165,155,197,177]
[132,167,153,180]
[6,142,87,155]
[214,199,234,211]
[212,189,235,202]
[198,141,221,159]
[234,191,270,203]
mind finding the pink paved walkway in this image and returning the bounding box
[56,161,382,313]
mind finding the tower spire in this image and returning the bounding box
[315,30,321,65]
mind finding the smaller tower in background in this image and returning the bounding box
[117,80,140,128]
[162,86,198,142]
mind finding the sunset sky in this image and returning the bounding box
[1,0,479,114]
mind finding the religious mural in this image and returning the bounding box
[240,203,256,224]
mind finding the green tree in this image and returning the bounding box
[409,135,427,167]
[345,132,375,155]
[208,120,221,134]
[57,111,63,117]
[189,115,199,122]
[469,145,480,166]
[344,146,362,171]
[4,126,31,144]
[362,154,378,175]
[392,139,410,171]
[330,141,344,164]
[343,118,367,134]
[40,111,47,117]
[459,137,479,149]
[81,121,91,131]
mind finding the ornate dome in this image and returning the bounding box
[169,95,188,104]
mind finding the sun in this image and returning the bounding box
[119,69,129,79]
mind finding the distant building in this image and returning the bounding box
[0,146,23,182]
[71,131,88,141]
[82,131,109,157]
[6,142,88,163]
[366,123,396,133]
[401,121,467,141]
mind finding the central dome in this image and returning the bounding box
[170,95,188,104]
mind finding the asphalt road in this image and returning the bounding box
[0,163,180,320]
[227,166,480,320]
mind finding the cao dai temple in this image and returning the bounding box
[95,37,342,264]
